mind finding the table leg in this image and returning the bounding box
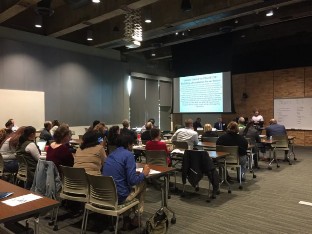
[162,175,176,224]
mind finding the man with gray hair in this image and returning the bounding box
[172,119,199,149]
[120,119,137,142]
[39,121,53,143]
[238,117,245,135]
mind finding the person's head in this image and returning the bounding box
[53,124,71,144]
[80,130,102,150]
[148,118,155,125]
[93,122,106,134]
[269,119,277,125]
[238,117,245,124]
[145,122,153,130]
[184,119,193,128]
[196,117,201,123]
[116,134,134,151]
[122,119,130,128]
[226,121,239,134]
[254,110,259,116]
[19,126,36,145]
[0,128,7,145]
[4,126,26,149]
[92,120,100,128]
[44,121,52,130]
[8,119,15,125]
[204,124,213,132]
[108,125,120,144]
[5,120,13,129]
[52,120,60,127]
[150,128,161,140]
[217,117,222,123]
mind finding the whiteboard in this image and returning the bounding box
[0,89,45,130]
[274,98,312,130]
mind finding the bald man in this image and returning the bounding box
[265,119,286,137]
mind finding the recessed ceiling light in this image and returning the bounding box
[92,0,100,3]
[145,19,152,23]
[151,53,156,57]
[175,32,179,35]
[35,24,42,28]
[87,30,93,41]
[266,10,274,17]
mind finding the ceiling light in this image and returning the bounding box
[151,53,156,57]
[87,30,93,41]
[145,19,152,23]
[175,32,179,35]
[266,10,274,17]
[35,16,42,28]
[35,24,42,28]
[181,0,192,12]
[92,0,100,3]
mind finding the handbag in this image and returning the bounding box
[146,207,169,234]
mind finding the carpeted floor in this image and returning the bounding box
[6,146,312,234]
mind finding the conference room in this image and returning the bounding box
[1,0,312,233]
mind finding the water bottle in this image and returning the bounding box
[270,136,272,141]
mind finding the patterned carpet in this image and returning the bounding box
[5,146,312,234]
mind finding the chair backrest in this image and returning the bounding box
[217,131,226,137]
[202,137,218,143]
[172,141,188,150]
[60,166,88,197]
[0,153,4,176]
[145,150,167,167]
[216,145,239,164]
[87,174,117,210]
[272,135,289,148]
[15,154,28,179]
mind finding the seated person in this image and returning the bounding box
[74,130,106,175]
[171,119,199,149]
[141,122,152,142]
[86,120,100,132]
[214,117,226,130]
[40,121,53,143]
[216,121,248,181]
[0,128,7,147]
[16,126,41,188]
[146,128,170,166]
[46,124,74,173]
[4,120,14,135]
[103,135,150,228]
[120,119,137,142]
[50,120,60,137]
[0,127,26,173]
[242,121,261,168]
[238,117,246,135]
[193,117,202,131]
[202,124,218,138]
[107,125,120,146]
[93,122,108,138]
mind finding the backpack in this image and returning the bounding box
[146,207,169,234]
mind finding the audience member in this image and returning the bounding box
[16,126,40,187]
[141,118,157,132]
[87,120,100,132]
[238,117,246,135]
[193,117,203,131]
[141,122,152,141]
[103,135,149,228]
[0,128,7,146]
[266,119,287,137]
[0,126,26,173]
[172,119,199,149]
[107,125,120,146]
[74,130,106,175]
[202,124,218,138]
[146,128,170,166]
[5,120,14,135]
[93,122,108,138]
[216,121,248,181]
[46,124,74,172]
[242,121,261,168]
[214,117,226,130]
[120,119,137,142]
[40,121,53,143]
[9,119,18,132]
[50,120,60,137]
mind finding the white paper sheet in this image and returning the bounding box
[136,168,160,175]
[2,193,42,207]
[136,168,143,173]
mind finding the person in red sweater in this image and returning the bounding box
[145,128,171,166]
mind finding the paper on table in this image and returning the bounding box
[171,149,185,154]
[149,169,161,175]
[2,193,42,207]
[136,168,143,173]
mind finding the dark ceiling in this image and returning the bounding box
[0,0,311,65]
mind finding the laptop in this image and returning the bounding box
[37,141,47,152]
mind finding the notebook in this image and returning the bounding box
[0,192,13,199]
[37,141,47,152]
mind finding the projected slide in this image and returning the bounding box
[180,73,223,112]
[173,71,232,113]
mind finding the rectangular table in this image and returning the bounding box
[0,180,59,233]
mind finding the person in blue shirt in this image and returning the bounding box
[103,135,150,214]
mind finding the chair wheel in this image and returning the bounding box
[53,225,58,231]
[171,217,176,224]
[268,167,272,170]
[277,165,280,168]
[228,190,231,194]
[239,185,243,190]
[253,175,257,178]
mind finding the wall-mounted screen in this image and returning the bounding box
[173,72,232,113]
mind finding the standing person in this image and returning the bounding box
[0,127,26,173]
[50,120,60,137]
[120,119,137,142]
[74,131,106,175]
[171,119,199,149]
[251,110,264,130]
[16,126,41,187]
[193,117,202,131]
[214,117,226,130]
[216,121,248,181]
[39,121,53,143]
[103,135,150,229]
[146,128,170,166]
[46,124,74,173]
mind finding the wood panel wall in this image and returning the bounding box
[224,66,312,146]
